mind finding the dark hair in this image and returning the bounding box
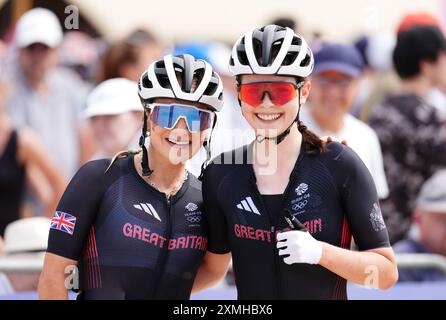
[393,25,446,79]
[298,121,326,155]
[97,29,158,82]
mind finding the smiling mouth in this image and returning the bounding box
[255,113,283,121]
[165,137,191,146]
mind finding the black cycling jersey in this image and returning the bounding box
[262,195,282,227]
[47,155,206,300]
[203,141,390,300]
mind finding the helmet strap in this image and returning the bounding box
[255,86,302,145]
[198,113,218,181]
[140,111,154,177]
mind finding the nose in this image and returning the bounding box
[324,83,344,99]
[172,117,190,132]
[259,92,274,108]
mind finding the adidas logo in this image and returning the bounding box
[133,203,162,222]
[236,197,260,215]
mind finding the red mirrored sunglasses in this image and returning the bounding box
[237,81,304,107]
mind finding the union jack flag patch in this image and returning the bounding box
[50,211,77,235]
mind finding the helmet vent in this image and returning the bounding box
[141,73,153,89]
[300,50,312,67]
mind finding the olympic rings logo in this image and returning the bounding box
[187,216,201,223]
[292,200,308,211]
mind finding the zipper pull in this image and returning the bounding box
[271,226,275,241]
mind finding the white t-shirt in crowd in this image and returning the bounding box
[300,106,389,199]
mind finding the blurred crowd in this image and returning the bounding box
[1,7,446,295]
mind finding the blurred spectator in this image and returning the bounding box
[368,26,446,244]
[97,29,162,83]
[172,42,254,176]
[394,170,446,282]
[270,16,297,31]
[85,78,143,159]
[0,217,50,295]
[59,31,102,83]
[427,87,446,120]
[5,8,95,178]
[307,31,324,53]
[0,39,5,61]
[396,12,446,120]
[397,12,442,34]
[302,44,389,199]
[351,34,399,122]
[0,72,66,232]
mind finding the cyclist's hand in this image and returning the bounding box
[320,136,348,146]
[276,230,323,265]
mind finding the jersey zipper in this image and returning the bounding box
[249,180,280,299]
[250,168,299,299]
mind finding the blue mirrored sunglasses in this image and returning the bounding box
[149,103,214,133]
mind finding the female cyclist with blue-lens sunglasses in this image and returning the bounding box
[38,54,231,300]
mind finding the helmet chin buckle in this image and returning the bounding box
[256,135,266,143]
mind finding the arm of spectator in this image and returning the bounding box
[17,129,67,217]
[26,164,53,213]
[78,122,97,165]
[38,252,76,300]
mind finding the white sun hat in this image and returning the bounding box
[84,78,142,119]
[15,8,63,49]
[3,217,51,254]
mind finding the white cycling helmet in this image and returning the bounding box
[137,54,223,177]
[229,24,314,78]
[138,54,224,112]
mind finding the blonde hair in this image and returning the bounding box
[105,148,142,173]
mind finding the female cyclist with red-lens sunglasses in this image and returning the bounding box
[198,25,398,299]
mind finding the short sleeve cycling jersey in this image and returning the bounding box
[203,141,390,300]
[47,155,206,300]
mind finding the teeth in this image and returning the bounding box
[168,137,189,145]
[257,113,281,121]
